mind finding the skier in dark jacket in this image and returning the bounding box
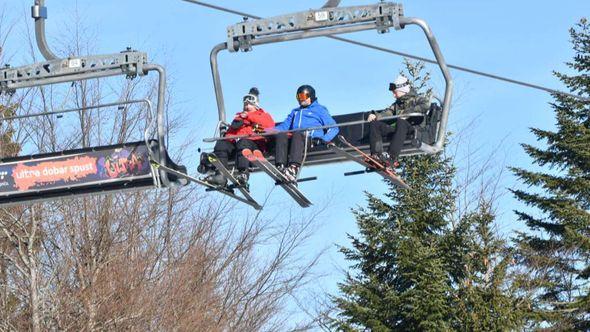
[367,75,430,168]
[271,85,339,182]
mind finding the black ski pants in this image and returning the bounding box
[213,139,259,171]
[275,131,309,167]
[369,118,411,160]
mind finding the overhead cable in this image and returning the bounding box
[180,0,590,103]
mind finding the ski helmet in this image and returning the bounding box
[296,85,316,104]
[388,75,410,94]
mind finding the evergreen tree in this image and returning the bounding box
[331,61,455,331]
[445,201,526,331]
[511,18,590,330]
[331,61,527,331]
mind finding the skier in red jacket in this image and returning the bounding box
[204,88,275,187]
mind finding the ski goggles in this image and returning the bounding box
[296,92,311,102]
[388,82,409,92]
[243,94,258,105]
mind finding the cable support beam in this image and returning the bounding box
[180,0,590,103]
[0,50,147,95]
[227,3,403,51]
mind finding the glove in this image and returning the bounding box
[311,138,327,146]
[252,123,264,134]
[230,119,243,130]
[367,113,377,122]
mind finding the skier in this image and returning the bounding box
[270,85,339,182]
[204,87,275,187]
[367,75,430,169]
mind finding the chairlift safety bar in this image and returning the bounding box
[202,113,423,143]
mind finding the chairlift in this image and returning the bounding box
[198,2,453,207]
[205,2,453,169]
[0,0,187,207]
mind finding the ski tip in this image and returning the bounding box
[242,149,252,157]
[253,150,264,158]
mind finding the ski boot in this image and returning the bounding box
[203,170,227,187]
[283,164,300,184]
[234,170,250,190]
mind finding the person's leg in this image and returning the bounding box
[213,140,235,169]
[206,140,235,186]
[387,118,411,161]
[235,139,259,171]
[288,131,306,167]
[369,121,395,155]
[275,132,289,167]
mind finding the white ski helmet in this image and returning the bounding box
[389,75,411,94]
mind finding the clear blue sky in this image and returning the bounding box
[4,0,590,324]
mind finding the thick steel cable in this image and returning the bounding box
[180,0,590,103]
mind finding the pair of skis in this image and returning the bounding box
[328,135,410,189]
[242,149,313,208]
[150,157,263,210]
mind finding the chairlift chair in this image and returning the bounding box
[0,0,187,207]
[204,2,453,169]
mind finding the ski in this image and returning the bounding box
[242,149,312,208]
[150,160,262,210]
[207,153,263,209]
[329,135,410,189]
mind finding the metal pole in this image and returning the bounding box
[399,17,453,151]
[143,64,174,188]
[32,0,58,61]
[202,114,421,143]
[210,43,228,123]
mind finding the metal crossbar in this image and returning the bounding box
[227,3,403,51]
[202,114,423,143]
[0,51,148,94]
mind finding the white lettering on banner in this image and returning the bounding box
[69,164,94,173]
[15,169,41,179]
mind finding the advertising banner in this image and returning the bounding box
[0,143,153,197]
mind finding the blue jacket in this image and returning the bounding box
[274,100,339,142]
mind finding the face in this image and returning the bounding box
[243,103,257,112]
[296,92,312,107]
[393,89,407,99]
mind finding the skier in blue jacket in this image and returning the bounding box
[272,85,339,182]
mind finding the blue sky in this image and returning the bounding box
[4,0,590,323]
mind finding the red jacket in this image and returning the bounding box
[225,107,275,142]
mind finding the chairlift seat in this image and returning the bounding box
[225,103,442,171]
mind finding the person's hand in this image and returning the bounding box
[367,113,377,122]
[230,119,243,129]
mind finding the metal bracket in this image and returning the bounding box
[31,5,47,19]
[227,3,403,52]
[0,50,148,94]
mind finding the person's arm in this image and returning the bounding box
[273,110,294,131]
[319,107,339,142]
[247,110,275,129]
